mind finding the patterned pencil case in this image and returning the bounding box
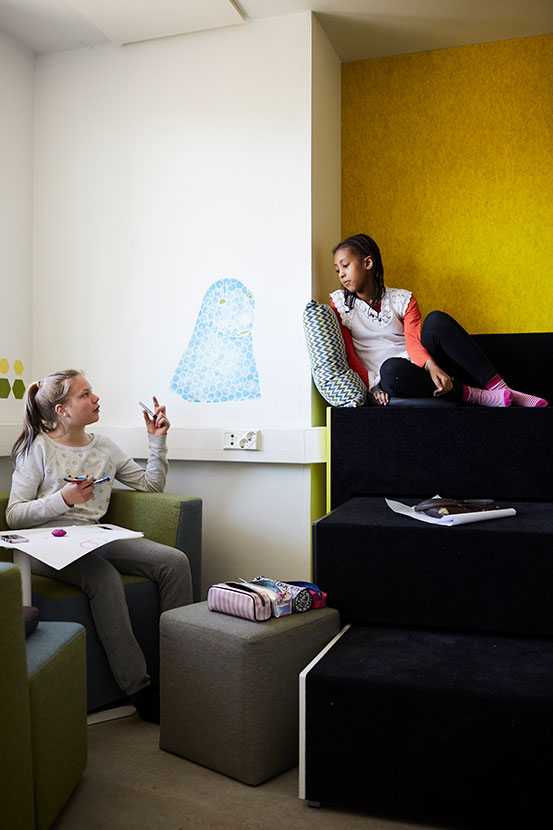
[207,581,272,622]
[274,580,313,613]
[285,580,327,609]
[247,578,293,617]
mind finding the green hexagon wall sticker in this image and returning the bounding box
[0,379,11,399]
[12,379,25,399]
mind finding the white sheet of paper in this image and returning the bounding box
[0,524,144,570]
[385,498,517,526]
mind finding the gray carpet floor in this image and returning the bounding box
[54,714,449,830]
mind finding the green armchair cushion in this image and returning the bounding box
[105,489,185,547]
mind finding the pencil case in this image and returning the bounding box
[274,580,313,613]
[285,580,327,609]
[247,577,293,617]
[207,581,272,622]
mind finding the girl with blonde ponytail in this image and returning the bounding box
[11,370,81,465]
[7,369,192,722]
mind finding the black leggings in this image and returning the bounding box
[379,311,497,400]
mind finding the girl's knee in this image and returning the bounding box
[423,310,454,334]
[153,545,191,575]
[379,359,404,394]
[167,550,191,577]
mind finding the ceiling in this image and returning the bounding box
[0,0,552,62]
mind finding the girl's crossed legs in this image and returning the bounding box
[380,311,547,407]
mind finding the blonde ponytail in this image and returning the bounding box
[11,369,82,466]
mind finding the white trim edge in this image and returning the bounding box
[0,425,326,464]
[298,624,351,800]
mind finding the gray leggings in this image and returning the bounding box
[31,538,192,695]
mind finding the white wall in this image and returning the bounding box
[311,15,341,306]
[33,14,313,432]
[29,13,327,584]
[166,460,311,592]
[0,32,33,425]
[310,15,341,436]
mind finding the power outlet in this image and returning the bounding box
[223,430,261,451]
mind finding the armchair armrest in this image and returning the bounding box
[0,493,12,563]
[104,490,203,602]
[0,492,8,529]
[0,563,35,828]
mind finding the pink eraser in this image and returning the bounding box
[51,528,67,537]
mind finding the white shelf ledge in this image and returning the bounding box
[0,425,326,465]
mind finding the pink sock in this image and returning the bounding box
[463,385,512,407]
[486,374,549,408]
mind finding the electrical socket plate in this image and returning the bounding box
[223,430,260,450]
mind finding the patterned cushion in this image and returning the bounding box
[303,300,367,407]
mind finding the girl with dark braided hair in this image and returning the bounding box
[330,233,548,408]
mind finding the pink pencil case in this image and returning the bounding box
[207,581,272,622]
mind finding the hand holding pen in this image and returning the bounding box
[61,476,95,507]
[61,474,111,507]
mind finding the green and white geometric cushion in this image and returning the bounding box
[303,300,367,407]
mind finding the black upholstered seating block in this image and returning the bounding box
[302,625,553,821]
[472,333,553,403]
[330,407,553,509]
[314,497,553,636]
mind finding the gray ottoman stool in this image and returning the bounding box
[159,601,340,785]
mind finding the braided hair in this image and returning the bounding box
[333,233,385,311]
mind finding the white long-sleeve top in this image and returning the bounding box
[6,432,168,529]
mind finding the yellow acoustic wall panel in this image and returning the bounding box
[342,34,553,333]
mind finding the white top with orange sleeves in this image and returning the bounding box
[329,287,431,389]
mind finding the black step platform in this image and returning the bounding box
[314,496,553,637]
[329,406,553,510]
[300,624,553,823]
